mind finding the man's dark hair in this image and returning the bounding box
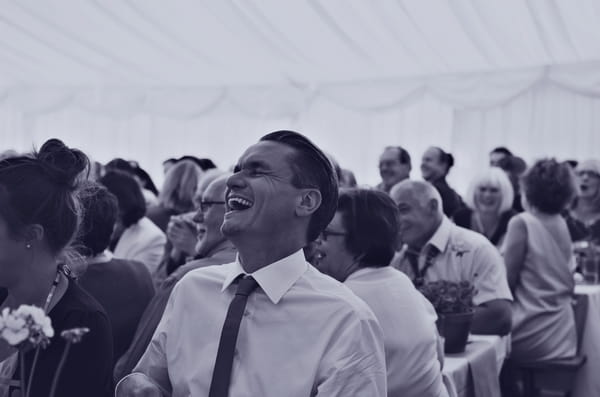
[337,189,399,267]
[260,130,338,242]
[432,146,454,174]
[77,182,119,256]
[384,146,412,168]
[522,158,576,214]
[490,147,513,157]
[99,171,146,228]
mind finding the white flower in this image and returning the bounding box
[2,325,29,346]
[0,304,54,347]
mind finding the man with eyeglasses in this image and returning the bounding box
[117,131,386,396]
[114,173,236,382]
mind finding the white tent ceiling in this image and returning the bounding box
[1,1,600,191]
[1,1,599,86]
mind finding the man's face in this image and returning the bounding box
[420,147,444,181]
[379,148,410,189]
[221,141,302,240]
[313,211,355,282]
[489,152,507,167]
[193,180,227,257]
[392,188,435,247]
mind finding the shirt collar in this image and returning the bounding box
[85,250,113,265]
[426,216,452,253]
[221,249,308,304]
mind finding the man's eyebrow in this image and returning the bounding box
[236,159,270,171]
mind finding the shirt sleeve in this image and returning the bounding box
[314,312,387,396]
[121,281,181,395]
[470,242,513,305]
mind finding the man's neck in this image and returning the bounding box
[237,244,302,273]
[412,217,443,251]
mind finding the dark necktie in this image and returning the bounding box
[408,244,439,288]
[209,276,259,397]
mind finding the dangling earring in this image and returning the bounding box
[25,243,32,249]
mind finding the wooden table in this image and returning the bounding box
[442,334,508,397]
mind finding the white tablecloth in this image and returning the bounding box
[443,335,508,397]
[573,284,600,397]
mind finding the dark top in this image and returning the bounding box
[562,211,600,243]
[453,208,517,246]
[146,204,178,233]
[78,258,155,366]
[431,177,465,218]
[113,245,237,382]
[10,279,113,397]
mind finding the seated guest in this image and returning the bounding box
[503,159,577,363]
[376,146,411,194]
[0,139,112,396]
[76,183,155,367]
[453,167,517,247]
[390,180,512,335]
[147,160,202,232]
[113,174,236,381]
[568,159,600,243]
[420,147,464,217]
[315,188,448,397]
[100,171,166,275]
[156,169,225,280]
[117,131,386,396]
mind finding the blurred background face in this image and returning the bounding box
[474,184,502,214]
[314,212,355,282]
[379,148,409,188]
[393,189,436,247]
[576,170,600,199]
[193,181,227,257]
[420,147,445,181]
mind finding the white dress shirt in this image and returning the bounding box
[114,217,166,275]
[345,266,448,397]
[392,216,512,305]
[122,249,386,396]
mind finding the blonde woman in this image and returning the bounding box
[453,167,516,247]
[147,160,202,232]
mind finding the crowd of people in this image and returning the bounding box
[0,131,593,396]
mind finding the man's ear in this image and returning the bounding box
[21,224,45,245]
[427,198,440,214]
[296,189,322,218]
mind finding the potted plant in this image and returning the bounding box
[418,280,477,354]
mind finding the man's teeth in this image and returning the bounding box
[228,197,252,210]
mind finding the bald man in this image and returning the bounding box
[390,180,512,335]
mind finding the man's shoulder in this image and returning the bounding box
[300,266,377,321]
[178,261,235,286]
[448,222,496,252]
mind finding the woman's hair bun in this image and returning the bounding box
[37,139,89,189]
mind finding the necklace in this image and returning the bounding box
[42,268,63,314]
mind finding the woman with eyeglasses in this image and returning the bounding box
[568,159,600,243]
[313,188,448,397]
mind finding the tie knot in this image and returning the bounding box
[235,276,259,297]
[425,244,439,259]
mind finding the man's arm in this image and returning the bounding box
[116,282,181,396]
[471,298,512,335]
[315,312,387,396]
[468,236,514,335]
